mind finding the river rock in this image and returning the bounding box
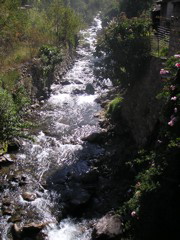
[12,222,48,240]
[72,89,84,95]
[81,168,99,184]
[8,214,22,223]
[69,188,91,206]
[82,132,106,144]
[0,155,14,165]
[2,196,12,206]
[31,103,40,109]
[62,186,91,216]
[92,213,122,239]
[7,139,21,152]
[60,80,71,85]
[85,83,95,95]
[82,42,90,48]
[22,192,37,201]
[2,206,13,216]
[74,80,83,84]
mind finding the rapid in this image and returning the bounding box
[0,14,112,240]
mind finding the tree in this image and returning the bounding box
[120,0,153,17]
[96,16,151,86]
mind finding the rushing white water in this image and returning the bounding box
[43,14,103,239]
[47,219,93,240]
[0,14,109,240]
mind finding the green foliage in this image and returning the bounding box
[39,45,63,79]
[25,7,54,54]
[39,45,63,65]
[96,16,151,86]
[13,85,31,112]
[0,141,8,155]
[0,70,30,141]
[165,56,180,75]
[68,0,118,23]
[156,54,180,102]
[0,70,30,113]
[0,70,20,92]
[120,0,153,18]
[159,47,168,57]
[0,88,18,141]
[0,0,84,69]
[47,1,83,46]
[107,96,123,119]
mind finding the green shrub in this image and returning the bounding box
[160,47,168,57]
[107,96,123,119]
[0,88,18,141]
[96,16,151,86]
[0,141,8,155]
[0,70,20,92]
[13,85,31,113]
[165,56,180,76]
[39,45,63,65]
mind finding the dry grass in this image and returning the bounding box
[0,44,39,72]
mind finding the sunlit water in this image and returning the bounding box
[0,14,110,240]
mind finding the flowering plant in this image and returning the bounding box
[160,69,169,75]
[175,63,180,68]
[174,54,180,58]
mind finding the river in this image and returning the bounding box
[0,14,112,240]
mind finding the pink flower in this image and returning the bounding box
[131,211,137,217]
[171,96,177,101]
[175,63,180,68]
[170,85,176,91]
[168,117,177,127]
[168,120,174,126]
[157,140,162,144]
[174,54,180,58]
[174,107,177,113]
[160,69,169,75]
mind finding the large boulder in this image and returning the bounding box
[92,213,122,239]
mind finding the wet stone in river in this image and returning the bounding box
[22,192,37,202]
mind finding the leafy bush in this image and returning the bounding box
[120,0,153,18]
[0,70,20,92]
[160,47,168,57]
[0,88,18,141]
[96,16,151,86]
[13,85,30,113]
[39,45,63,65]
[107,96,123,119]
[165,56,180,76]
